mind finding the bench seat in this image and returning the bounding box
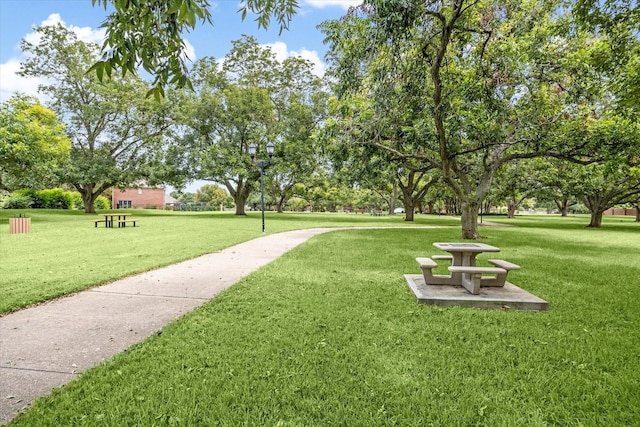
[484,259,521,287]
[448,266,506,294]
[488,259,520,271]
[416,257,455,285]
[117,219,137,227]
[92,219,106,228]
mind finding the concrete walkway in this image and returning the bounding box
[0,228,339,425]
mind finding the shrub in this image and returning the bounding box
[95,195,111,210]
[38,188,73,209]
[5,189,110,210]
[2,194,33,209]
[68,192,111,210]
[13,189,43,208]
[70,192,84,210]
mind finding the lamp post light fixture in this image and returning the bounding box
[249,142,275,233]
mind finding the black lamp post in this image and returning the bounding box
[249,142,275,233]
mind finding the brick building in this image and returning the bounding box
[603,207,638,216]
[111,186,166,209]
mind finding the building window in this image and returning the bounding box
[117,200,132,209]
[138,188,143,194]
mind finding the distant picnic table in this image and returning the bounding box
[93,213,137,228]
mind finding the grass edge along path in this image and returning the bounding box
[8,219,640,426]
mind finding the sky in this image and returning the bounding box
[0,0,360,192]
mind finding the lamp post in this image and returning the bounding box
[249,142,274,233]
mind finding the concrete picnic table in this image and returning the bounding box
[417,242,515,294]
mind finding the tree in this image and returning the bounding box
[575,156,640,228]
[0,95,71,191]
[195,184,233,208]
[19,24,173,213]
[179,55,273,215]
[323,88,438,221]
[179,36,324,215]
[91,0,299,98]
[262,55,327,213]
[170,190,195,203]
[531,159,584,217]
[492,159,545,219]
[322,0,620,239]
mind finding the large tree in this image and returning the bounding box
[179,36,324,215]
[0,95,71,191]
[264,57,327,213]
[19,24,173,213]
[179,57,274,215]
[322,0,622,239]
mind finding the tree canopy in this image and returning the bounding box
[176,36,325,215]
[0,95,71,191]
[91,0,299,98]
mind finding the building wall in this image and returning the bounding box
[603,207,638,216]
[112,187,165,209]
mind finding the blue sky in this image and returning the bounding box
[0,0,360,102]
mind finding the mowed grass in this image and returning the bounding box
[7,213,640,426]
[0,209,458,313]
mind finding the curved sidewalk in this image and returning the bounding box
[0,228,338,424]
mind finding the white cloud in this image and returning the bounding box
[24,14,105,46]
[262,42,326,76]
[0,59,45,102]
[303,0,362,10]
[1,14,105,103]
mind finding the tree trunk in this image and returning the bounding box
[583,195,606,228]
[234,197,247,215]
[633,204,640,222]
[404,202,415,221]
[460,200,481,239]
[226,180,252,216]
[507,201,517,219]
[588,210,604,228]
[77,184,99,214]
[427,200,435,214]
[275,193,285,213]
[83,191,96,214]
[555,196,572,217]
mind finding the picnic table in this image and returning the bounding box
[93,213,137,228]
[416,242,520,295]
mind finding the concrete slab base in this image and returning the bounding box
[404,274,548,311]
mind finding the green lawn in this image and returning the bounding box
[3,211,640,425]
[0,209,458,313]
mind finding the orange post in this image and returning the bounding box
[9,217,31,234]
